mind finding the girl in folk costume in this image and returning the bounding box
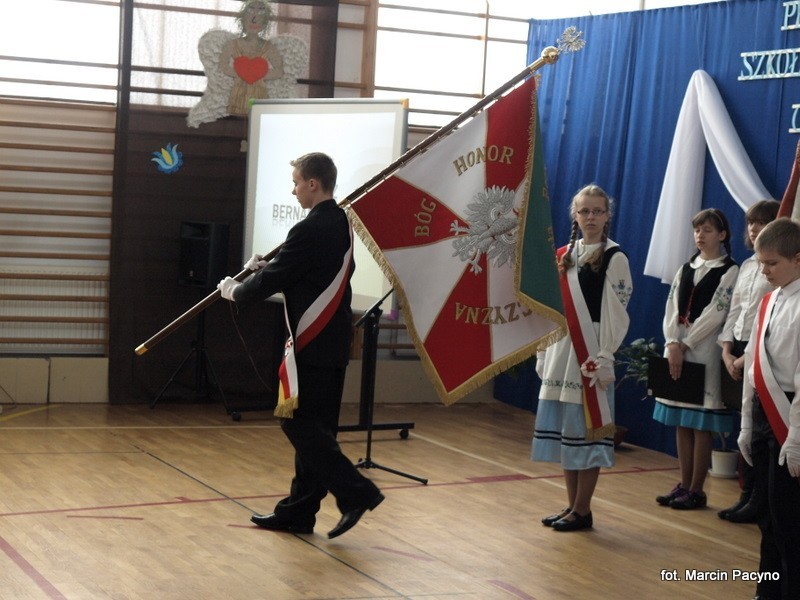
[654,208,738,510]
[717,199,779,523]
[532,184,633,532]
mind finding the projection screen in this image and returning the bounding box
[244,98,408,312]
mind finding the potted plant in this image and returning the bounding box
[710,432,739,478]
[609,337,662,447]
[616,337,662,394]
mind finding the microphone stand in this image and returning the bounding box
[151,310,230,413]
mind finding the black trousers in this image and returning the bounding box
[273,363,380,525]
[751,394,800,599]
[729,339,756,495]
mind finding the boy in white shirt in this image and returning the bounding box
[739,217,800,600]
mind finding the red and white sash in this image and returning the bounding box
[557,245,615,441]
[753,290,790,444]
[275,225,354,418]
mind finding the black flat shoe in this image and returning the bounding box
[541,507,572,527]
[328,493,385,539]
[552,511,593,532]
[669,490,706,510]
[250,513,313,534]
[656,483,686,506]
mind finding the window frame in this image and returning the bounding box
[372,2,531,132]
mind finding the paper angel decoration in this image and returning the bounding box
[187,4,308,129]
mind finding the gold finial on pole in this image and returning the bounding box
[557,26,586,54]
[541,46,560,64]
[536,26,585,68]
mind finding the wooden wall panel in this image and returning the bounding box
[108,107,283,408]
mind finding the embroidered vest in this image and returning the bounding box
[578,246,622,322]
[677,256,735,325]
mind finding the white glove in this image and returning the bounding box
[534,351,546,379]
[580,356,615,391]
[244,253,268,271]
[779,439,800,477]
[738,428,753,467]
[217,277,240,301]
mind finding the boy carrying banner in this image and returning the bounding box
[218,152,383,539]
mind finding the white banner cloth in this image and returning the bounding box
[644,70,772,283]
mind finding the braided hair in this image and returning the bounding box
[559,184,615,272]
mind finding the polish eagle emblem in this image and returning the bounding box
[450,185,518,274]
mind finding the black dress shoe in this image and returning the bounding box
[551,511,593,532]
[328,493,385,539]
[541,507,571,527]
[250,513,313,534]
[718,492,749,520]
[726,501,758,523]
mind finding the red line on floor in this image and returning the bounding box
[467,474,533,483]
[488,579,537,599]
[0,493,281,519]
[66,515,144,521]
[372,545,437,562]
[0,535,67,600]
[0,466,679,520]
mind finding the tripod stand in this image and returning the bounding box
[349,291,427,485]
[151,311,230,412]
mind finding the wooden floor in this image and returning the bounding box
[0,400,761,600]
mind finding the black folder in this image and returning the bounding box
[647,356,706,405]
[719,360,744,411]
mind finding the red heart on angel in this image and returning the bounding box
[233,56,269,84]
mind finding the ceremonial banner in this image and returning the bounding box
[779,138,800,222]
[350,77,565,404]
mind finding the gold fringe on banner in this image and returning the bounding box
[585,422,617,442]
[274,395,298,419]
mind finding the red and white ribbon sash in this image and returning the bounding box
[753,290,790,444]
[556,246,613,439]
[275,225,354,418]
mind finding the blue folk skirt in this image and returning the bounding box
[531,395,615,470]
[652,401,735,433]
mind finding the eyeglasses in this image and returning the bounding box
[576,208,607,217]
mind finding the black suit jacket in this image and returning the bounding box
[234,200,354,367]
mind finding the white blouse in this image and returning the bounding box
[536,239,633,404]
[718,254,774,345]
[663,254,739,351]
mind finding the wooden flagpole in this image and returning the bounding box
[134,28,584,356]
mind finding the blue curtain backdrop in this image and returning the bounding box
[495,0,800,455]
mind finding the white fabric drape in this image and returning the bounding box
[644,70,772,283]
